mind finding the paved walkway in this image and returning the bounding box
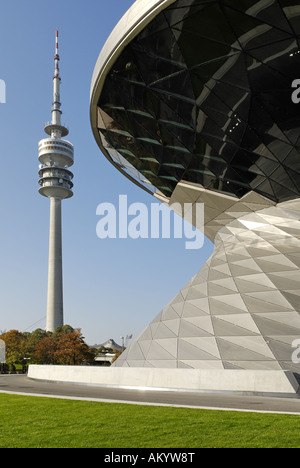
[1,374,300,415]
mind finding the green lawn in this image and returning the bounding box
[0,393,299,448]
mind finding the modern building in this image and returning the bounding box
[90,0,300,375]
[93,339,123,352]
[39,31,74,333]
[93,339,123,366]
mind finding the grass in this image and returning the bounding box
[0,393,300,448]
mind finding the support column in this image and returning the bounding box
[46,197,63,332]
[114,200,300,376]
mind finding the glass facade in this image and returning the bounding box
[97,0,300,202]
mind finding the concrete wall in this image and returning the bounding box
[28,365,300,397]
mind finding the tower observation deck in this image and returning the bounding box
[38,31,74,333]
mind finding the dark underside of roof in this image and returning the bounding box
[97,0,300,202]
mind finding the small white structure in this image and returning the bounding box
[0,340,6,364]
[0,79,6,104]
[94,353,116,364]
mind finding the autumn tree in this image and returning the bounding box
[34,336,58,364]
[53,325,74,341]
[0,330,26,366]
[54,329,94,365]
[0,326,96,368]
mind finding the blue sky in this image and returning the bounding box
[0,0,213,345]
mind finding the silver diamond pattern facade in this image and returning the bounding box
[114,194,300,372]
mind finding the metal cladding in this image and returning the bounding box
[115,197,300,373]
[90,0,300,375]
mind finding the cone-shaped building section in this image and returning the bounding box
[114,194,300,373]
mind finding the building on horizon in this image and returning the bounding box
[92,339,123,352]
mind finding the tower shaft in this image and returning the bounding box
[46,197,63,331]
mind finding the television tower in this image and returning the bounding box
[38,31,74,332]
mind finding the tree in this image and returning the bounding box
[54,329,94,365]
[35,336,57,364]
[53,325,74,340]
[0,330,25,366]
[0,326,96,368]
[23,329,48,361]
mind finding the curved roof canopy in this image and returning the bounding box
[91,0,300,203]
